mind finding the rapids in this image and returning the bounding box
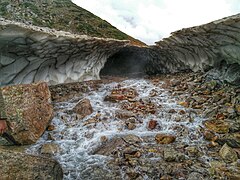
[27,78,210,179]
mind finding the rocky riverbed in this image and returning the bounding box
[24,72,240,180]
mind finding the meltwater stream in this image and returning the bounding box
[27,78,209,179]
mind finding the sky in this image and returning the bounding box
[72,0,240,45]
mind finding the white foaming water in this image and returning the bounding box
[27,78,207,179]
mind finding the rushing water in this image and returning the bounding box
[27,78,209,179]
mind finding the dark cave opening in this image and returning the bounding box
[100,46,149,78]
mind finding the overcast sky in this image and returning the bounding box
[72,0,240,45]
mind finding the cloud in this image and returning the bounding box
[72,0,240,44]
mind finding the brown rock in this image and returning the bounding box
[115,110,135,119]
[155,134,176,144]
[104,87,138,102]
[104,94,125,102]
[73,98,93,119]
[100,136,108,143]
[134,151,141,158]
[219,143,238,163]
[148,120,158,130]
[179,110,186,115]
[127,123,136,130]
[1,82,53,145]
[216,113,225,120]
[168,109,177,113]
[41,143,60,155]
[123,148,141,159]
[94,137,126,156]
[185,146,199,156]
[170,79,181,87]
[204,120,230,134]
[178,101,189,108]
[47,124,55,131]
[203,130,218,141]
[83,118,99,126]
[160,175,172,180]
[126,117,137,130]
[123,134,142,144]
[0,149,63,179]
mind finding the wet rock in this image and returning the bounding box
[47,133,55,141]
[203,130,218,141]
[47,124,55,131]
[41,143,60,155]
[185,146,199,156]
[216,133,240,148]
[115,110,135,119]
[73,98,93,119]
[0,149,63,179]
[155,134,176,144]
[204,120,230,134]
[123,148,141,159]
[104,94,126,102]
[83,118,99,126]
[94,137,126,156]
[149,89,158,97]
[94,135,141,157]
[187,172,204,180]
[104,87,138,102]
[121,99,157,115]
[100,136,108,143]
[148,120,158,130]
[168,109,177,113]
[178,101,189,108]
[219,143,238,163]
[170,79,181,87]
[160,175,172,180]
[123,134,142,144]
[172,125,189,137]
[1,82,53,145]
[163,148,185,162]
[125,117,137,130]
[126,122,136,130]
[179,110,186,115]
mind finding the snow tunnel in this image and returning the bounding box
[100,46,149,77]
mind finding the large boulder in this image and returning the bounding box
[1,82,53,145]
[73,98,93,119]
[0,148,63,179]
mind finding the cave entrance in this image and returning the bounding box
[100,46,149,78]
